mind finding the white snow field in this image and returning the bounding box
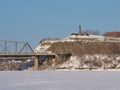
[0,71,120,90]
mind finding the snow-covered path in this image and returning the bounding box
[0,71,120,90]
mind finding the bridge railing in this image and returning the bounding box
[0,40,34,55]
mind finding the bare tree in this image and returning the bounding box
[84,30,100,35]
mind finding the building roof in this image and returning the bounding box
[103,32,120,38]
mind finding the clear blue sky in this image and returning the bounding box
[0,0,120,48]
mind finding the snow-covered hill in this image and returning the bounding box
[34,35,120,71]
[35,35,120,53]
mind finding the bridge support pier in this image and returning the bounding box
[34,56,39,70]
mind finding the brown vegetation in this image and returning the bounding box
[0,60,23,71]
[40,41,120,70]
[39,54,71,70]
[48,41,120,56]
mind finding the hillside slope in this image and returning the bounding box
[35,36,120,70]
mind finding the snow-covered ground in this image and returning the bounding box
[0,71,120,90]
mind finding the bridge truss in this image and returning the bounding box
[0,40,56,70]
[0,40,34,54]
[0,40,35,60]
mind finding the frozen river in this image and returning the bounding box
[0,71,120,90]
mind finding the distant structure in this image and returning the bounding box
[79,25,82,34]
[103,32,120,38]
[71,25,89,36]
[69,26,120,42]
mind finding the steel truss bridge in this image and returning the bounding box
[0,40,35,60]
[0,40,56,70]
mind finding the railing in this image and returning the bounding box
[0,40,34,54]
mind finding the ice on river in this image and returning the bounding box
[0,71,120,90]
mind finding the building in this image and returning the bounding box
[103,32,120,38]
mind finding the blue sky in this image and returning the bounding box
[0,0,120,48]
